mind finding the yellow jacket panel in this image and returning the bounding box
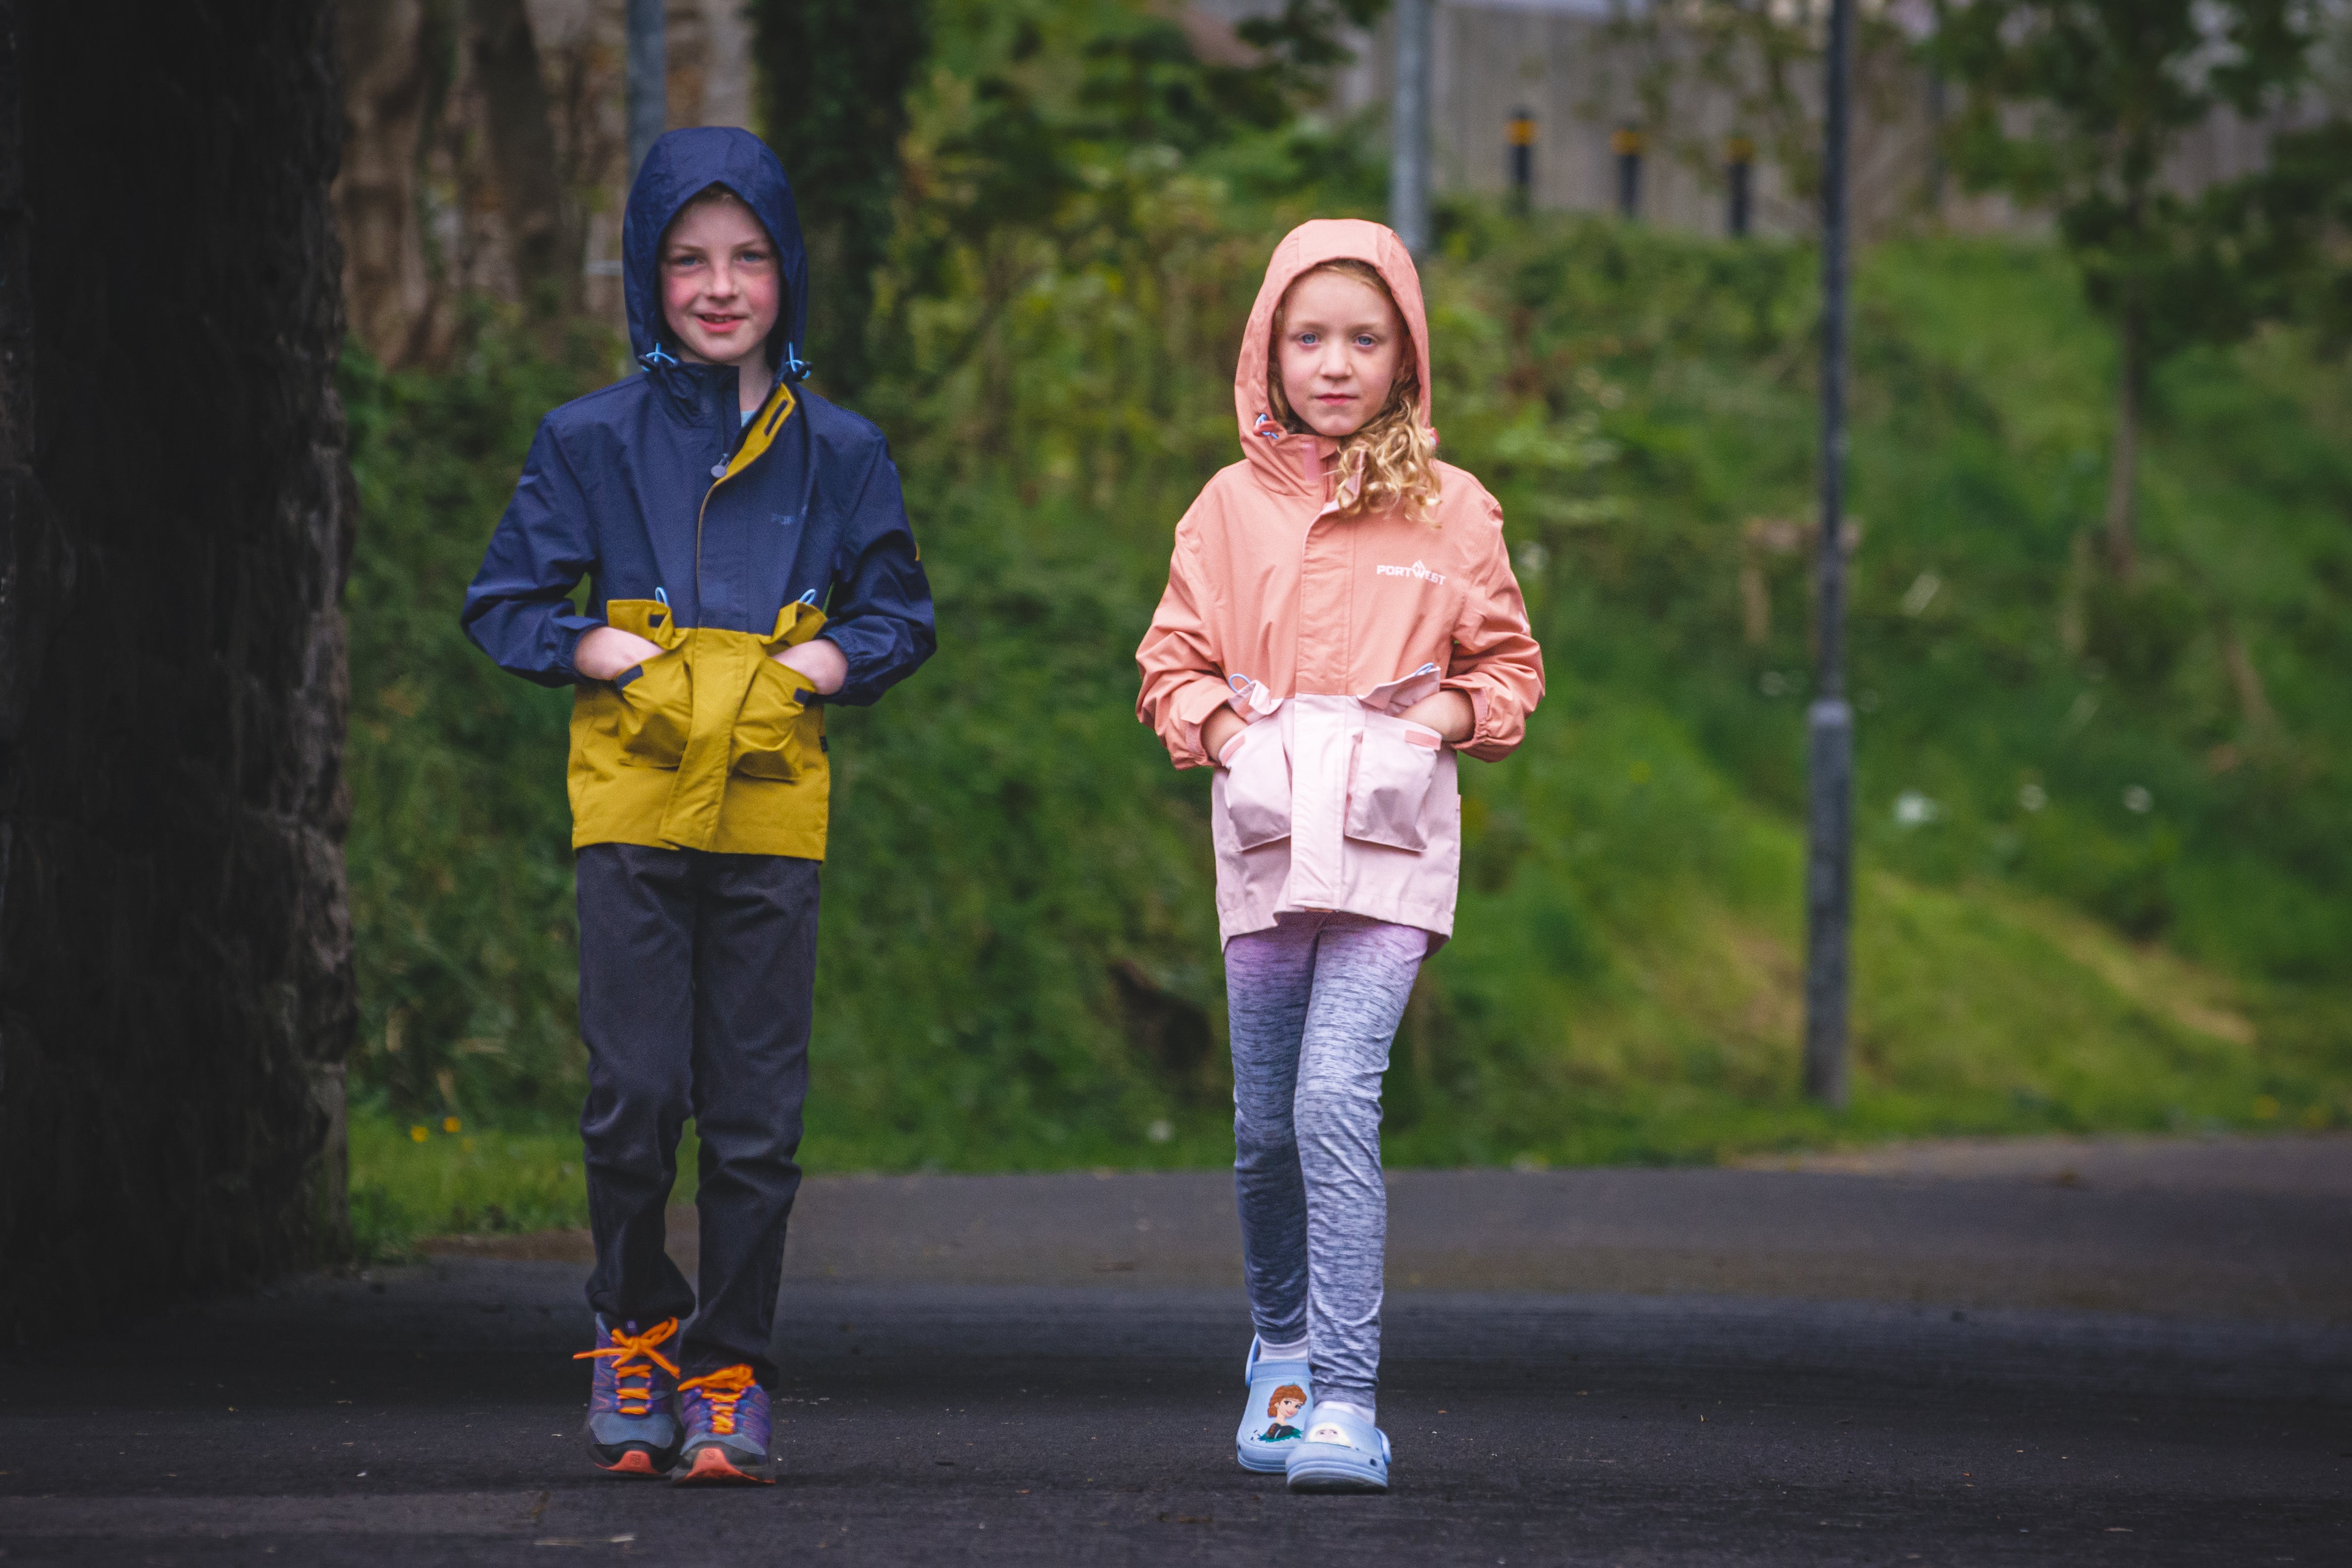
[567,597,833,858]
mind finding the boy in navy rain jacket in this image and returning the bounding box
[464,128,934,1485]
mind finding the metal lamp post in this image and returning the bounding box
[1804,0,1856,1108]
[626,0,666,182]
[1390,0,1432,256]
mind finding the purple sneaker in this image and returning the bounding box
[573,1316,683,1476]
[674,1364,773,1485]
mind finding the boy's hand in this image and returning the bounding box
[1396,689,1475,746]
[771,637,847,696]
[1200,703,1247,764]
[575,626,666,681]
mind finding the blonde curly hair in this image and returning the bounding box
[1266,259,1441,523]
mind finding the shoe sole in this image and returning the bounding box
[594,1447,672,1477]
[1237,1443,1291,1474]
[1298,1448,1383,1495]
[1286,1462,1388,1493]
[672,1444,775,1487]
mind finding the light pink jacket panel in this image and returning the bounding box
[1134,219,1546,945]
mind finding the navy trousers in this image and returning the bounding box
[576,843,818,1381]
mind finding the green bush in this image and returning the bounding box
[338,37,2349,1210]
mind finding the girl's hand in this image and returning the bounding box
[1200,704,1248,764]
[575,626,665,681]
[771,636,848,695]
[1396,689,1475,746]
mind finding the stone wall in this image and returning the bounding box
[0,0,355,1330]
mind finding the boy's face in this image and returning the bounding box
[660,197,780,369]
[1276,269,1406,440]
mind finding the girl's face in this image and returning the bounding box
[660,197,780,368]
[1276,268,1407,440]
[1274,1396,1303,1420]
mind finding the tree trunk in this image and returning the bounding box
[2103,293,2143,581]
[469,0,573,317]
[334,0,436,364]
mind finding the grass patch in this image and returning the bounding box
[348,1113,703,1261]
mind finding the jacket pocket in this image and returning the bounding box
[1344,711,1443,852]
[1221,720,1292,850]
[730,656,818,781]
[611,652,693,769]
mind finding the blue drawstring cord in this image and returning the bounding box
[642,341,806,379]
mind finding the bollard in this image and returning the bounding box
[1610,125,1643,220]
[1507,107,1536,213]
[1727,134,1754,237]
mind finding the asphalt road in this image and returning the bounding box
[5,1138,2348,1565]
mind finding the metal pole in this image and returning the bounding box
[1804,0,1855,1109]
[626,0,667,183]
[1925,68,1947,215]
[1390,0,1431,257]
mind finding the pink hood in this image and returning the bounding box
[1232,218,1436,502]
[1136,221,1546,946]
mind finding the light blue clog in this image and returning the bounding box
[1284,1401,1390,1493]
[1235,1335,1314,1474]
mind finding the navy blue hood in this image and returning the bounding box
[621,127,810,378]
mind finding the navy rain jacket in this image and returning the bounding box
[461,127,935,708]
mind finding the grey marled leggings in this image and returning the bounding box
[1226,910,1428,1408]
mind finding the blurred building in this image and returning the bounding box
[1193,0,2324,242]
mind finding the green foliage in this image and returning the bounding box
[758,0,1386,391]
[754,0,932,390]
[338,7,2350,1227]
[1932,1,2309,200]
[341,316,604,1125]
[1930,0,2350,362]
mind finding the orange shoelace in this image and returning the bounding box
[573,1318,681,1417]
[677,1363,758,1435]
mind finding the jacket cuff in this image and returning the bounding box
[1441,679,1493,749]
[556,618,595,684]
[805,633,851,705]
[1167,674,1239,767]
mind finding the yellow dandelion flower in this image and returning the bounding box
[442,1116,462,1134]
[409,1125,428,1143]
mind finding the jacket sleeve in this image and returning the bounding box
[1135,517,1236,771]
[1442,494,1545,762]
[819,438,936,707]
[461,418,605,687]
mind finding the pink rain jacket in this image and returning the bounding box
[1136,219,1545,947]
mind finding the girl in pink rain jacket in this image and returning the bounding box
[1136,219,1544,1494]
